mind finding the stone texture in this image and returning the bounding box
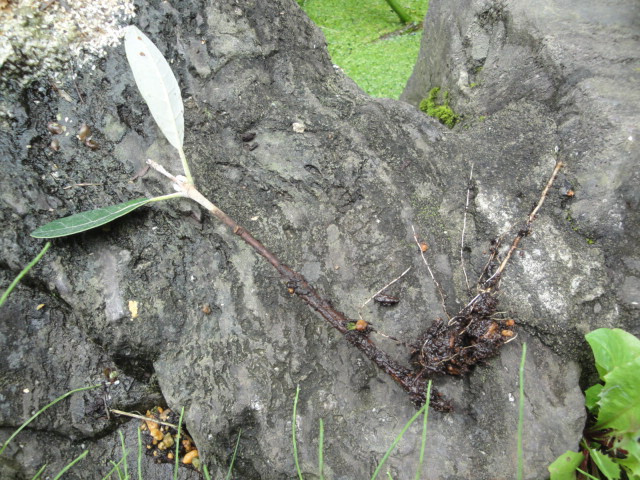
[2,0,637,478]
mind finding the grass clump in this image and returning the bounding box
[419,87,459,128]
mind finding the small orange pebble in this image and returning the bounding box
[483,322,499,337]
[355,319,368,331]
[182,438,194,452]
[566,189,575,197]
[505,319,515,327]
[167,452,174,460]
[420,242,429,252]
[287,287,295,294]
[201,304,211,314]
[501,329,514,337]
[183,449,199,465]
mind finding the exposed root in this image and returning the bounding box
[408,161,563,405]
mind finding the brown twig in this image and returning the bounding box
[360,266,412,309]
[460,163,474,294]
[411,224,450,319]
[110,409,178,428]
[482,161,563,289]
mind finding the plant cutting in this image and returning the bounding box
[31,25,561,412]
[31,25,439,406]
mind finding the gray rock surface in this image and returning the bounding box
[1,0,637,478]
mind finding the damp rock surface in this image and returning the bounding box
[1,0,638,478]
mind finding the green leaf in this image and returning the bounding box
[124,25,184,151]
[586,328,640,380]
[616,431,640,477]
[30,198,152,239]
[585,384,603,413]
[588,445,622,480]
[548,451,583,480]
[595,356,640,431]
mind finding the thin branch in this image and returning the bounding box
[361,266,412,308]
[411,225,450,320]
[483,161,564,289]
[460,163,474,294]
[110,409,178,429]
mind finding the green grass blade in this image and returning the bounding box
[100,457,125,480]
[118,430,128,479]
[318,419,324,480]
[371,396,431,480]
[137,425,143,480]
[0,384,101,456]
[30,464,47,480]
[52,449,88,480]
[517,343,527,480]
[292,385,304,480]
[174,406,184,480]
[109,459,123,480]
[0,241,51,307]
[414,380,432,480]
[225,429,242,480]
[31,198,152,239]
[203,464,211,480]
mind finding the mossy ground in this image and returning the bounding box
[300,0,429,99]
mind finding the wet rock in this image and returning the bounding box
[2,0,637,478]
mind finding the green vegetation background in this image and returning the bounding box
[300,0,429,99]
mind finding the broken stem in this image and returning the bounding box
[460,163,474,294]
[361,266,412,308]
[411,224,450,319]
[484,161,563,288]
[110,409,178,429]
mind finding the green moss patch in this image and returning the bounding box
[419,87,459,128]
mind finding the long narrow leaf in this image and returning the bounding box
[52,449,88,480]
[30,198,152,239]
[31,464,47,480]
[124,26,184,151]
[517,343,527,480]
[292,385,303,480]
[371,397,431,480]
[0,241,50,307]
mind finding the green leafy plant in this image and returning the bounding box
[549,328,640,480]
[419,87,459,128]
